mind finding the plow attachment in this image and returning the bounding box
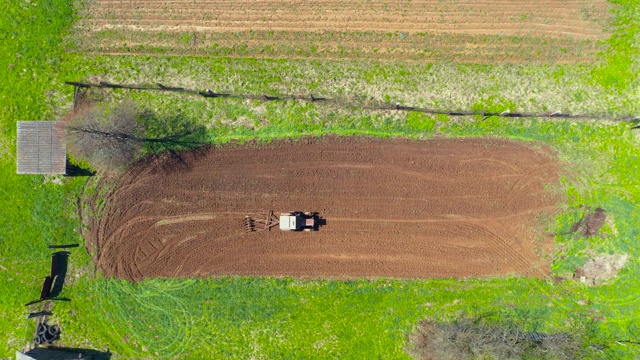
[244,210,279,232]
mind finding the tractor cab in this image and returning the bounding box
[279,212,318,231]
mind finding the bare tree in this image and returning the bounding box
[64,101,145,171]
[63,101,208,172]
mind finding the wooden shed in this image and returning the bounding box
[16,121,66,174]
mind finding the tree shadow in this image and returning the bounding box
[139,110,209,173]
[140,109,208,150]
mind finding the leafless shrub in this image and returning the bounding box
[63,101,144,172]
[61,98,210,173]
[407,315,586,360]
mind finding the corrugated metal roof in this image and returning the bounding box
[17,121,66,174]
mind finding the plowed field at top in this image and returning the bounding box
[87,137,563,282]
[76,0,610,63]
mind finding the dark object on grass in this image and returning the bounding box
[198,89,230,98]
[28,311,53,319]
[39,277,53,299]
[48,325,61,336]
[25,251,71,306]
[49,251,69,298]
[42,329,56,343]
[18,347,112,360]
[157,83,184,91]
[32,322,61,346]
[571,207,607,236]
[47,244,80,249]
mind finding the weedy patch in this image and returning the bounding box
[575,253,630,286]
[407,315,587,360]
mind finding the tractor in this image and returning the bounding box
[244,211,321,232]
[279,212,319,231]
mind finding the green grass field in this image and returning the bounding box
[1,0,639,358]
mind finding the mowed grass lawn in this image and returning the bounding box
[1,0,639,358]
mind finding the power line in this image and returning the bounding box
[65,81,639,124]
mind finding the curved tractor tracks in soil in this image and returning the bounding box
[87,137,563,282]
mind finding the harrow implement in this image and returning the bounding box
[244,210,279,232]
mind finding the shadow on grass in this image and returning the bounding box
[139,110,209,173]
[65,160,95,177]
[20,347,111,359]
[49,251,69,298]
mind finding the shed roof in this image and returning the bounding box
[17,121,66,174]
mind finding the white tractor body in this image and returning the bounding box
[279,215,299,230]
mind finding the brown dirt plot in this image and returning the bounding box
[87,137,563,282]
[77,0,610,63]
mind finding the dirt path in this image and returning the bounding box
[89,137,563,281]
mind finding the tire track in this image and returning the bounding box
[88,137,563,281]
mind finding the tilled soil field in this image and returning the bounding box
[88,137,563,282]
[76,0,609,63]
